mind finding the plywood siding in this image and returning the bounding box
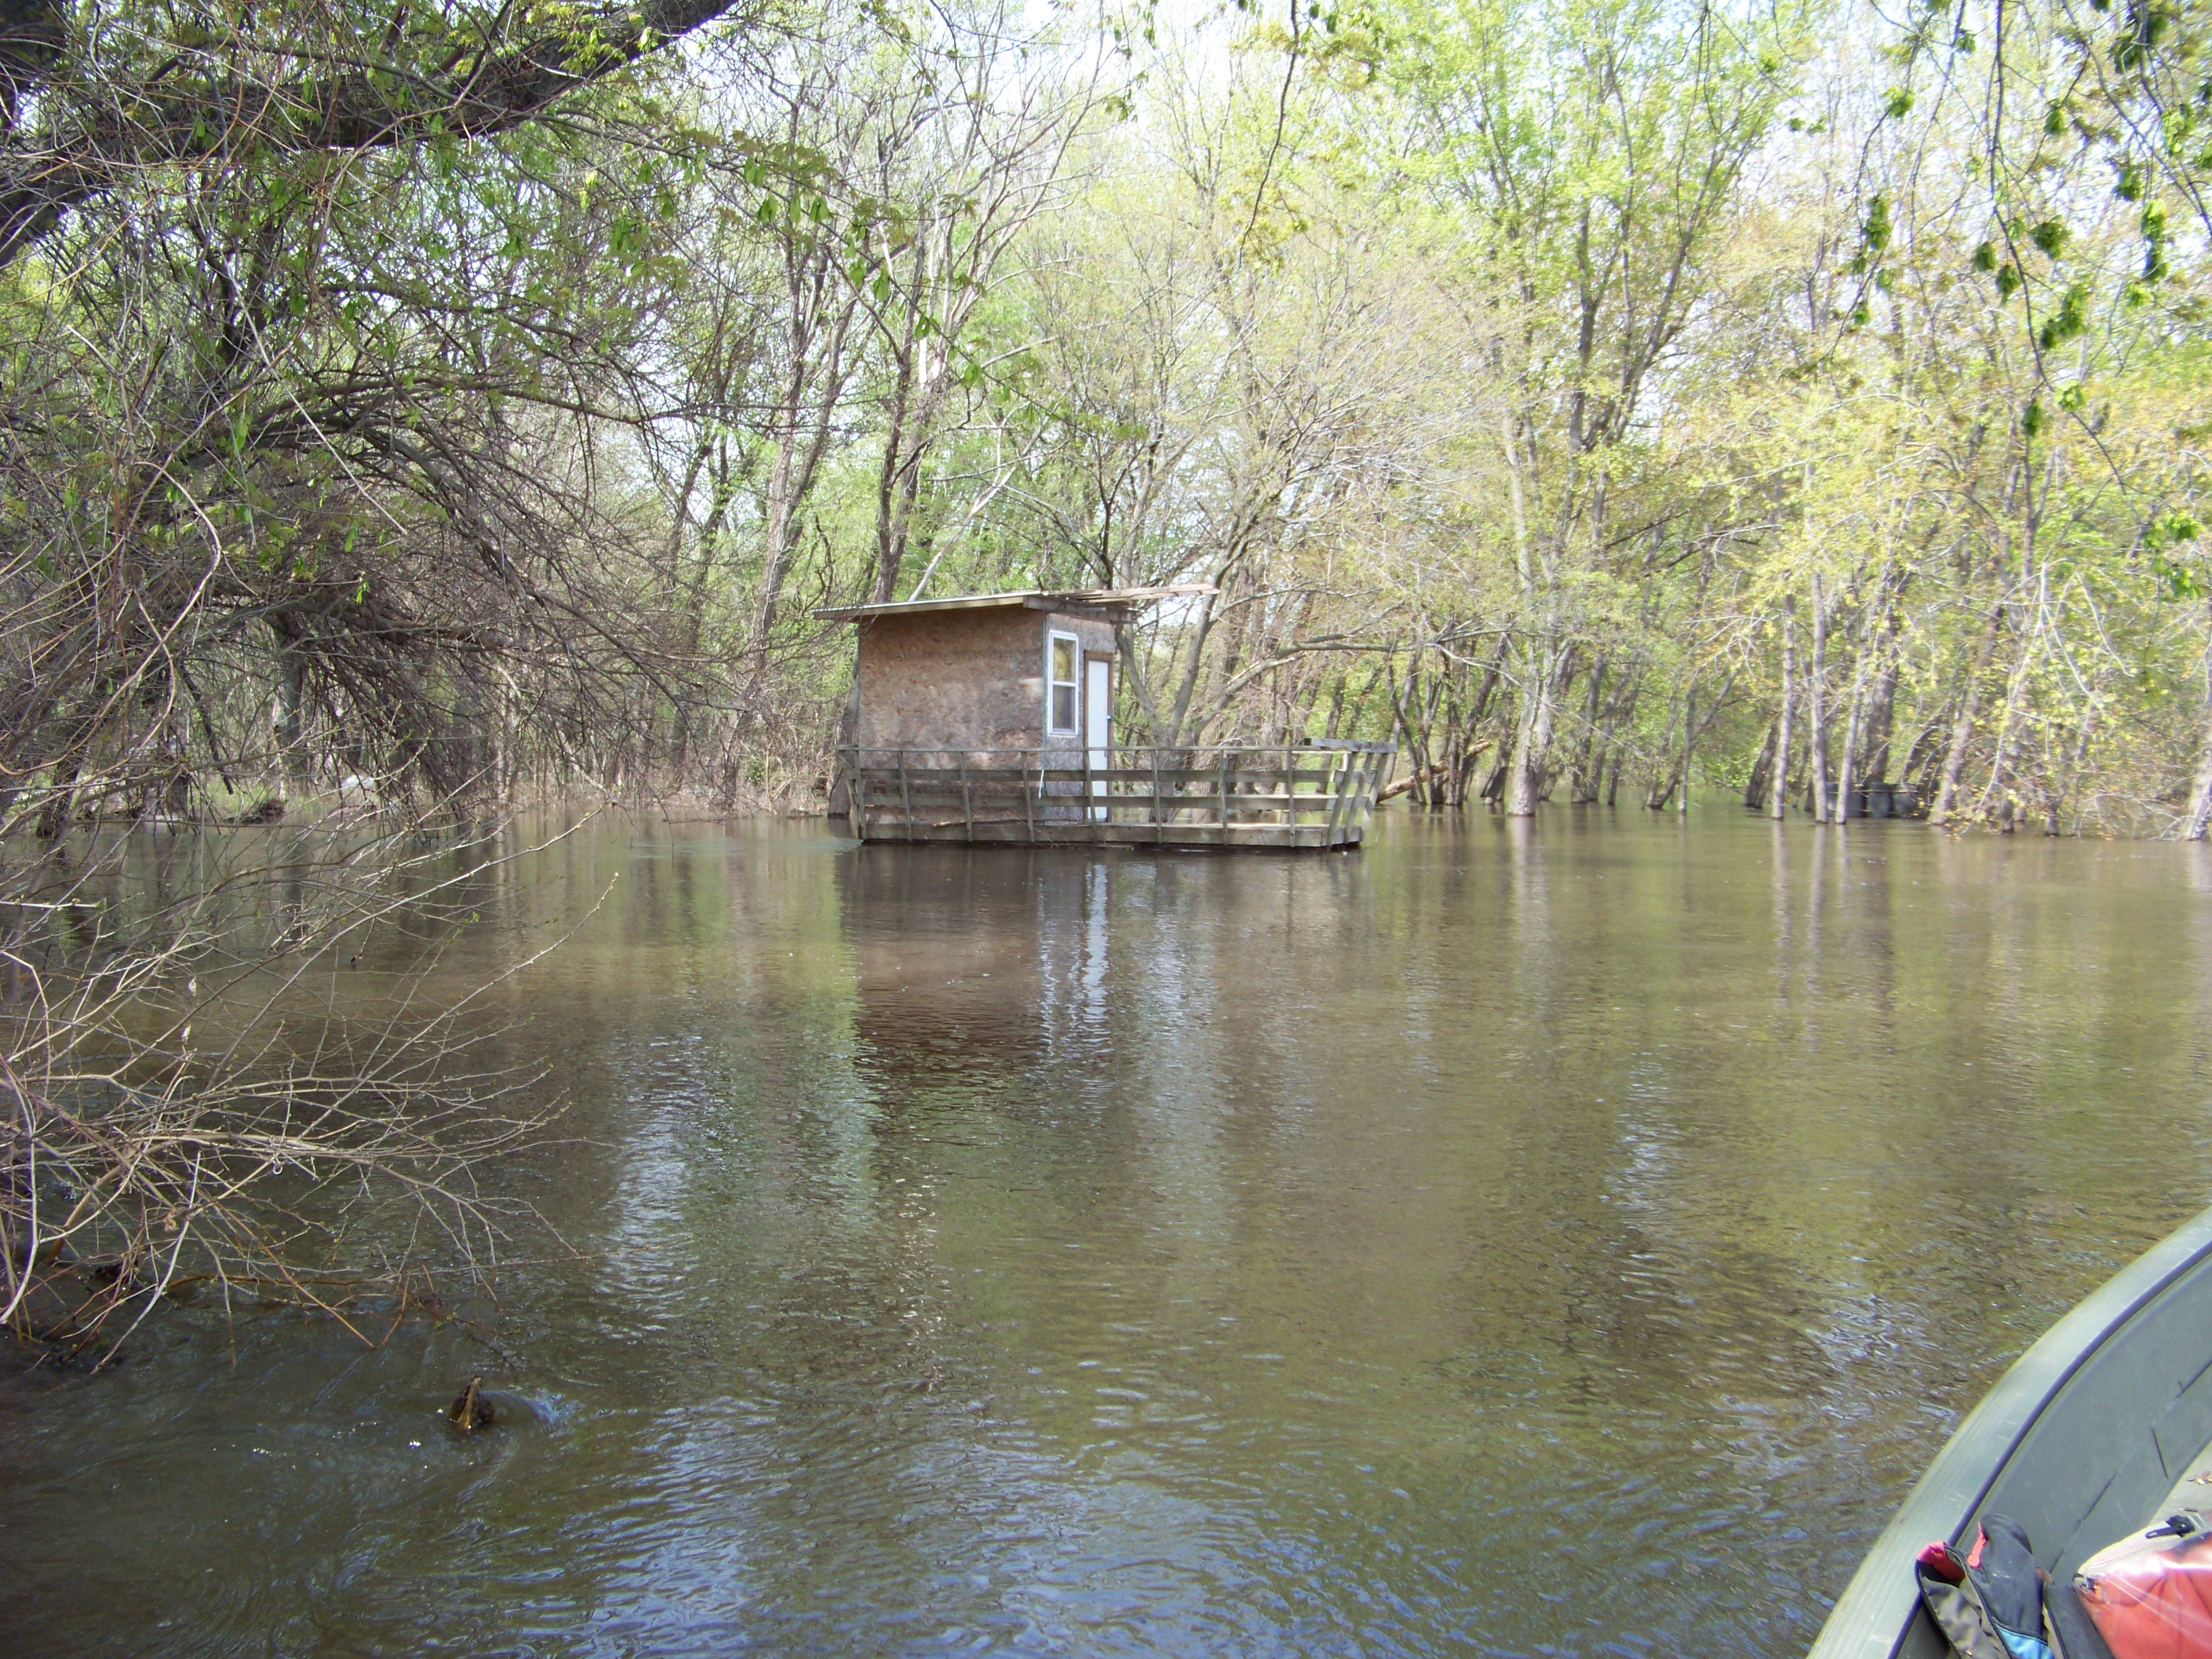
[853,608,1115,755]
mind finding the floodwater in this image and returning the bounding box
[7,809,2212,1658]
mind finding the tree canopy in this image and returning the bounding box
[3,0,2211,836]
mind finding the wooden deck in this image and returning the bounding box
[839,742,1395,849]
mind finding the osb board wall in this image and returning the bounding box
[854,609,1115,754]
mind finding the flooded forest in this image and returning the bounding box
[5,0,2209,836]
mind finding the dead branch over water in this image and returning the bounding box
[0,820,592,1363]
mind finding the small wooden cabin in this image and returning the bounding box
[817,588,1134,762]
[817,588,1393,849]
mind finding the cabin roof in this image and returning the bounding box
[813,586,1212,624]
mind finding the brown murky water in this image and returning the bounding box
[7,809,2212,1657]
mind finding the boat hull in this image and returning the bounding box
[1809,1206,2212,1658]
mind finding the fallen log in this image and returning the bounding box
[1377,744,1491,804]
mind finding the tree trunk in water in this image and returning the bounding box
[1772,596,1795,821]
[1744,720,1777,811]
[749,437,802,671]
[1807,573,1829,824]
[1389,655,1435,806]
[1572,658,1607,802]
[1982,703,2021,832]
[1931,601,2005,827]
[745,291,855,695]
[1862,605,1901,780]
[1835,681,1861,829]
[826,689,859,817]
[1677,688,1694,814]
[871,344,919,604]
[1504,641,1555,818]
[1499,407,1547,819]
[2186,725,2212,840]
[1834,607,1874,829]
[35,752,80,838]
[274,645,306,799]
[2187,605,2212,838]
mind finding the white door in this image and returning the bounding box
[1086,657,1111,821]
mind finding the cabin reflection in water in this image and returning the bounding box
[815,588,1393,850]
[840,847,1114,1086]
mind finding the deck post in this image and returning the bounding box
[1325,750,1351,844]
[960,751,973,840]
[849,747,868,840]
[1217,750,1231,840]
[898,750,914,840]
[1024,750,1037,844]
[1086,743,1099,843]
[1151,748,1164,844]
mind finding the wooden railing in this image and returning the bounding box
[838,741,1396,848]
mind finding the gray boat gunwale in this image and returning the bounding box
[1807,1203,2212,1659]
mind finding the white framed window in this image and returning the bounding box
[1047,630,1080,734]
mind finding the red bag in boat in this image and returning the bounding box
[2075,1517,2212,1658]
